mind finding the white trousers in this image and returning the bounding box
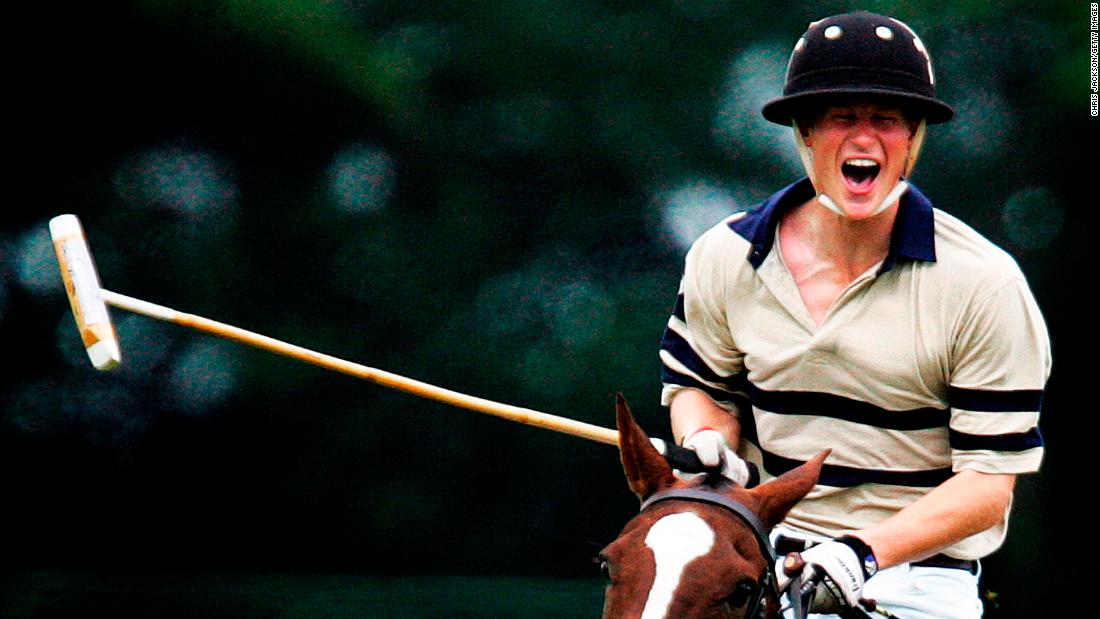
[773,530,984,619]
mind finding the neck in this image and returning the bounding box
[786,197,896,277]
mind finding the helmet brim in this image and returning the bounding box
[761,88,955,126]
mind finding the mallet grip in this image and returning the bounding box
[659,442,708,473]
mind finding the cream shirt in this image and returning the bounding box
[660,179,1051,559]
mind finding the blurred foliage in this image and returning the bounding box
[3,0,1088,616]
[3,571,607,618]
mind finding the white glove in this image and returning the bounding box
[681,428,751,486]
[776,539,869,611]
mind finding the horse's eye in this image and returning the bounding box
[596,555,613,581]
[726,580,756,607]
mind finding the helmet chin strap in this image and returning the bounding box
[792,119,927,219]
[816,180,909,218]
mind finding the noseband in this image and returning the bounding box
[640,488,778,619]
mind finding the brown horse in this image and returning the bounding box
[600,396,827,619]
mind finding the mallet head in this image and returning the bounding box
[49,214,121,371]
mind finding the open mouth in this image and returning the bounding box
[841,158,880,193]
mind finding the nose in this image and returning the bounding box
[847,118,878,146]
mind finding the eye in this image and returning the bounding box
[872,115,904,130]
[596,555,613,582]
[726,580,757,608]
[829,112,856,125]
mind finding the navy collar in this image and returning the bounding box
[728,178,937,274]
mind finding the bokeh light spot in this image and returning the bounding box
[1001,186,1064,251]
[13,226,64,297]
[937,89,1014,162]
[163,339,240,415]
[474,270,546,343]
[113,143,240,227]
[327,142,398,214]
[470,248,617,399]
[659,179,743,251]
[712,43,802,173]
[113,314,177,381]
[543,279,615,350]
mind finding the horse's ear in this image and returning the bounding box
[616,393,677,500]
[746,449,830,528]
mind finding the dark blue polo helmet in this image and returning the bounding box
[762,12,954,126]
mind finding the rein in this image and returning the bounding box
[640,488,778,619]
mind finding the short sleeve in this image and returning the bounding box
[659,229,749,410]
[948,274,1051,474]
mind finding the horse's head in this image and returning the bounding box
[600,395,826,619]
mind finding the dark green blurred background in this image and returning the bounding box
[2,1,1088,616]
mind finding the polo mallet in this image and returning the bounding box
[50,214,706,472]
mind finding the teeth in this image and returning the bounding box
[846,158,878,167]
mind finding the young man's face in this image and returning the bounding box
[802,101,916,220]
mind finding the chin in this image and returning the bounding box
[835,179,903,219]
[822,191,873,218]
[839,201,882,219]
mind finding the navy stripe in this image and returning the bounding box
[748,385,948,431]
[672,294,685,321]
[661,367,738,403]
[950,387,1044,412]
[660,327,747,391]
[762,451,953,488]
[949,427,1044,452]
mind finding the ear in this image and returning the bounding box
[616,393,677,500]
[746,450,830,528]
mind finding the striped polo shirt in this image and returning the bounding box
[659,178,1051,560]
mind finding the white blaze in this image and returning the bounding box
[641,512,716,619]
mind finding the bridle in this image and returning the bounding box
[640,487,888,619]
[639,488,779,619]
